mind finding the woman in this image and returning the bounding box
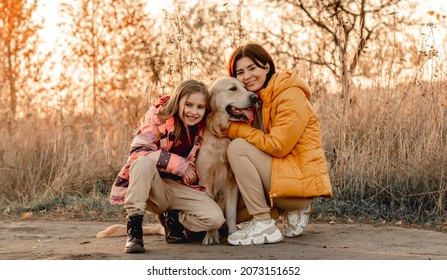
[110,79,225,253]
[226,43,332,246]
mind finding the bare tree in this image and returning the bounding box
[151,1,247,88]
[58,0,156,115]
[263,0,404,102]
[0,0,44,119]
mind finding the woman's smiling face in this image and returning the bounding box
[234,56,270,94]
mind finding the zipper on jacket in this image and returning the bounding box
[269,192,278,207]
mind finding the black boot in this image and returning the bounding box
[124,214,145,253]
[158,210,188,244]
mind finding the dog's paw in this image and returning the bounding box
[202,229,220,245]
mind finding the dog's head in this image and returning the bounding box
[209,77,258,123]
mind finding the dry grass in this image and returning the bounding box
[0,114,126,207]
[314,79,447,226]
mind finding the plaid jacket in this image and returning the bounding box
[109,96,205,205]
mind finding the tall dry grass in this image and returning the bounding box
[309,11,447,226]
[315,78,447,224]
[0,111,133,214]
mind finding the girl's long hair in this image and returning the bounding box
[159,79,211,146]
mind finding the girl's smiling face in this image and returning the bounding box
[178,92,207,126]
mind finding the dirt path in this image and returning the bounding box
[1,218,446,260]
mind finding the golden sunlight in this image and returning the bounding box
[38,0,447,49]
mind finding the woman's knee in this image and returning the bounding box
[227,138,249,159]
[275,197,314,211]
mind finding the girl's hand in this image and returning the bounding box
[182,164,197,185]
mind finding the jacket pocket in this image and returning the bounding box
[287,156,304,179]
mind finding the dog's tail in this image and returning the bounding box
[96,224,165,238]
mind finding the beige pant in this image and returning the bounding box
[125,156,225,232]
[227,138,313,221]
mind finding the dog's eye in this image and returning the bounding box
[229,86,237,91]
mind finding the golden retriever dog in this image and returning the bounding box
[97,77,258,245]
[198,77,258,244]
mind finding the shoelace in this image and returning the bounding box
[237,219,257,236]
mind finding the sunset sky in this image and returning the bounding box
[33,0,446,88]
[38,0,447,49]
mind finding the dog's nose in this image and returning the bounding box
[250,94,258,103]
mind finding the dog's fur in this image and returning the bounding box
[96,77,257,245]
[198,77,258,244]
[96,223,164,238]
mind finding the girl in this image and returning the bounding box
[110,79,225,253]
[226,43,332,246]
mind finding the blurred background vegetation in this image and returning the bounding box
[1,0,446,229]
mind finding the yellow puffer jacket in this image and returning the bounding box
[228,70,332,204]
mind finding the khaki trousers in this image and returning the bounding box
[125,156,225,232]
[227,138,313,221]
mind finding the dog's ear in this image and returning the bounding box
[207,112,230,138]
[209,89,218,107]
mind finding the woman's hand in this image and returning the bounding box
[228,122,252,139]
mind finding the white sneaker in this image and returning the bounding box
[284,205,311,237]
[227,219,283,246]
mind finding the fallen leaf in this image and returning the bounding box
[395,220,403,225]
[329,221,336,225]
[22,211,33,220]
